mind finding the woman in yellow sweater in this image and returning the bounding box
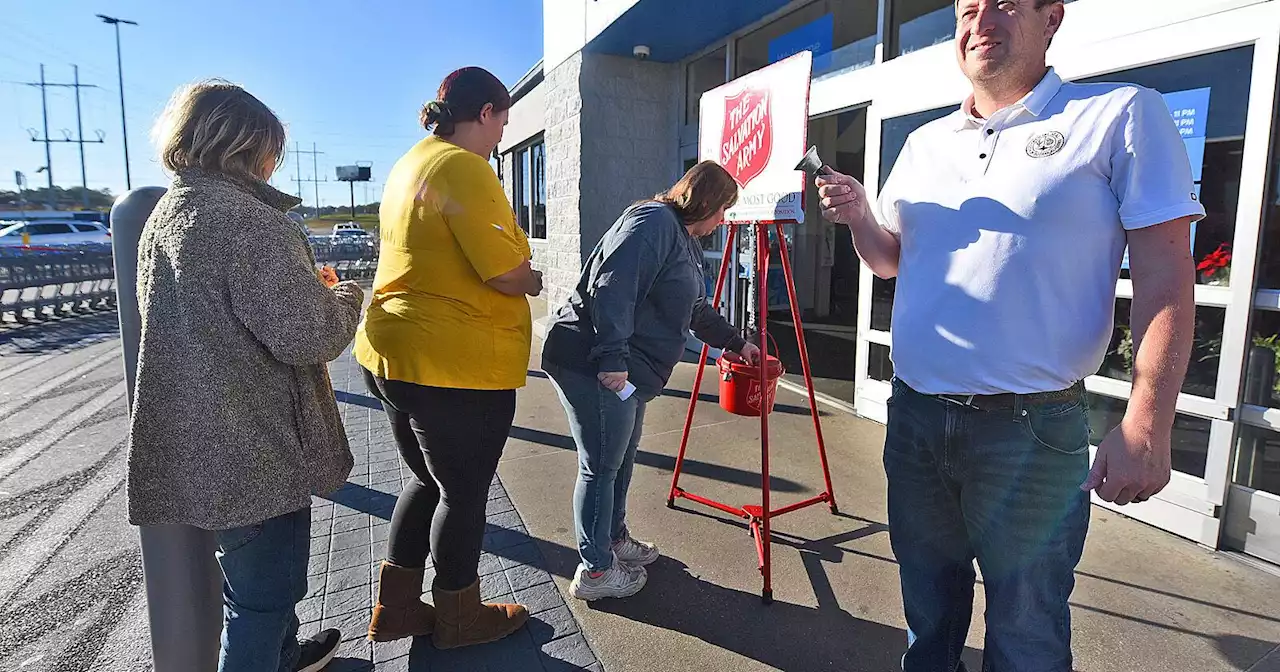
[354,67,542,649]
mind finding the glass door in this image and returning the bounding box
[765,108,868,405]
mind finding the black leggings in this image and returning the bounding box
[363,369,516,591]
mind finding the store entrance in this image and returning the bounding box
[764,108,867,405]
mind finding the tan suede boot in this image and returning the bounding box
[431,578,529,649]
[367,562,437,642]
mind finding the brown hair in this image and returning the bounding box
[153,79,286,182]
[420,67,513,137]
[653,161,739,225]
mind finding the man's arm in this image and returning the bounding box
[1081,216,1195,505]
[817,172,901,278]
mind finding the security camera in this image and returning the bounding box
[633,45,651,60]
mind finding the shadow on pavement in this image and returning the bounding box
[530,528,967,672]
[527,368,827,417]
[507,425,808,493]
[0,310,120,355]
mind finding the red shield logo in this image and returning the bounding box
[720,87,773,188]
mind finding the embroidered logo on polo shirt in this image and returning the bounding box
[1026,131,1066,158]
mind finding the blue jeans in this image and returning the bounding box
[884,379,1091,672]
[215,507,311,672]
[545,363,647,573]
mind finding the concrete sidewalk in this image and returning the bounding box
[6,302,1280,671]
[497,305,1280,672]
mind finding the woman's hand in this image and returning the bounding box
[318,266,339,288]
[738,342,762,365]
[597,371,629,393]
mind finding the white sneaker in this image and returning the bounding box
[569,557,648,601]
[612,531,659,567]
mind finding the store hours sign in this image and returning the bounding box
[699,51,812,223]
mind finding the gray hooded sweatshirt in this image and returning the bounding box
[542,201,745,397]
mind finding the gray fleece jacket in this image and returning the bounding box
[127,169,364,530]
[542,201,746,397]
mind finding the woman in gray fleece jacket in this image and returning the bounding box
[542,161,760,601]
[129,81,362,672]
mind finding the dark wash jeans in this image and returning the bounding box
[884,378,1091,672]
[214,506,311,672]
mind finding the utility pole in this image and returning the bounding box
[98,15,138,190]
[293,142,303,201]
[24,65,106,210]
[289,143,326,217]
[312,142,322,217]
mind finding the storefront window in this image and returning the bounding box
[1086,392,1213,479]
[879,105,958,189]
[1097,299,1224,399]
[869,343,894,382]
[686,47,727,126]
[889,0,1078,59]
[891,0,952,57]
[871,277,894,332]
[1257,64,1280,289]
[872,105,959,331]
[513,139,546,239]
[1245,309,1280,408]
[1234,426,1280,496]
[735,0,879,80]
[1081,47,1253,287]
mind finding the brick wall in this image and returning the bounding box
[539,51,681,309]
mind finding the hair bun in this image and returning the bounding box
[422,100,454,127]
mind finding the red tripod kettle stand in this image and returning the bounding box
[666,219,839,604]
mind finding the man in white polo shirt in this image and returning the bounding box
[817,1,1203,670]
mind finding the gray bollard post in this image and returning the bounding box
[112,188,224,672]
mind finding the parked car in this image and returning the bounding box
[331,221,365,234]
[331,228,373,240]
[0,220,111,247]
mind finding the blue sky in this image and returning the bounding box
[0,0,543,207]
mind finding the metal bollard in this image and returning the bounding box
[112,188,224,672]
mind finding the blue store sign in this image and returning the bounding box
[768,14,834,64]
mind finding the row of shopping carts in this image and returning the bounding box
[1,241,380,324]
[0,245,118,323]
[311,239,380,282]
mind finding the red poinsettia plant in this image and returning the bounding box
[1197,242,1232,285]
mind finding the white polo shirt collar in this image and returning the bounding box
[953,67,1064,131]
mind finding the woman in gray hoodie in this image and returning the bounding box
[129,80,363,672]
[542,161,760,601]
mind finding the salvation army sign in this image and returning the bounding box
[700,51,812,223]
[721,87,773,188]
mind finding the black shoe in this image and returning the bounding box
[295,628,341,672]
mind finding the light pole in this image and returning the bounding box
[97,14,137,191]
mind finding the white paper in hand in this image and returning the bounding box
[616,381,637,401]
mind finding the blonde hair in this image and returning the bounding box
[153,79,286,182]
[653,161,739,224]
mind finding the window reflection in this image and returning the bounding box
[892,0,953,57]
[513,139,547,239]
[1098,299,1224,399]
[736,0,878,80]
[1234,425,1280,496]
[1256,65,1280,288]
[869,343,894,382]
[889,0,1078,59]
[1080,47,1253,287]
[1246,309,1280,409]
[686,48,726,126]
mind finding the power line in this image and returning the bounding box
[23,64,106,209]
[289,142,326,214]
